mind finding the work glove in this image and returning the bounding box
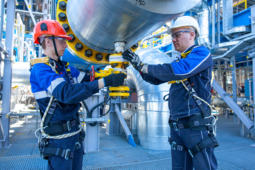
[104,73,126,87]
[122,49,144,72]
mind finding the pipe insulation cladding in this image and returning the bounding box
[126,48,175,150]
[66,0,202,54]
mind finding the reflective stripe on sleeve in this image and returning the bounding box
[33,91,50,100]
[77,72,85,83]
[47,77,65,95]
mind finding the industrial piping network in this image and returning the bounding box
[3,0,255,149]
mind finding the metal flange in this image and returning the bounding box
[56,0,110,65]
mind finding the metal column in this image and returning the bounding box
[0,0,15,148]
[0,0,4,40]
[83,91,104,152]
[106,102,121,135]
[217,0,221,43]
[212,0,215,47]
[84,90,104,152]
[222,0,233,35]
[231,56,238,122]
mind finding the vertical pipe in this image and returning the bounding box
[212,0,215,47]
[223,61,227,91]
[1,0,15,148]
[223,0,233,35]
[249,80,253,137]
[231,56,237,122]
[0,0,4,41]
[51,0,56,20]
[217,0,221,43]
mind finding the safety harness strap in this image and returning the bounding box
[43,100,58,127]
[168,137,186,152]
[188,136,218,158]
[66,68,75,84]
[183,80,211,118]
[169,136,218,157]
[44,118,80,135]
[42,146,74,160]
[75,130,85,149]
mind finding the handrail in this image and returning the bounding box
[233,0,247,9]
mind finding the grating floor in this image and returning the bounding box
[0,115,255,170]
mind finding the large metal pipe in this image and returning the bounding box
[192,0,211,49]
[67,0,201,53]
[126,48,173,150]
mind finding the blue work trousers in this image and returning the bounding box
[47,146,83,170]
[47,127,84,170]
[170,118,217,170]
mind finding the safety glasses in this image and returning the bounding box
[171,30,191,39]
[46,37,67,45]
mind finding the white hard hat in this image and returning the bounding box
[170,16,200,38]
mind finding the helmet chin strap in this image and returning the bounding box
[52,36,59,57]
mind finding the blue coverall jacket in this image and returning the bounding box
[30,56,99,123]
[141,45,213,120]
[30,56,99,153]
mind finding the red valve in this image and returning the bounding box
[90,65,95,82]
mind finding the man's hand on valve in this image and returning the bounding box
[104,73,126,87]
[122,49,148,73]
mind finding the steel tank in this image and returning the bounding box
[67,0,201,53]
[126,48,175,150]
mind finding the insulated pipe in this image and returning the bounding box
[192,0,211,49]
[66,0,201,54]
[126,48,173,150]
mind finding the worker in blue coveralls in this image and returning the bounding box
[122,16,218,170]
[30,19,126,170]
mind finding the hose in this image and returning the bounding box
[82,90,111,126]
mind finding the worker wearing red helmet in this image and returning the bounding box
[31,19,126,170]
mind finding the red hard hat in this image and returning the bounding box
[33,19,72,44]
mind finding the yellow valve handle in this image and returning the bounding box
[109,86,130,91]
[109,92,130,97]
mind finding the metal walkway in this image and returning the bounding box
[0,115,255,170]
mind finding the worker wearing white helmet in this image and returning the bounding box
[123,15,218,170]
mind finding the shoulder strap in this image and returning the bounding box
[65,63,75,85]
[30,57,50,66]
[182,80,211,118]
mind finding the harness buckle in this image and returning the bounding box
[66,121,71,131]
[171,141,177,150]
[75,142,81,149]
[65,149,70,160]
[172,122,179,131]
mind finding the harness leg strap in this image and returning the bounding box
[168,137,186,152]
[188,136,219,158]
